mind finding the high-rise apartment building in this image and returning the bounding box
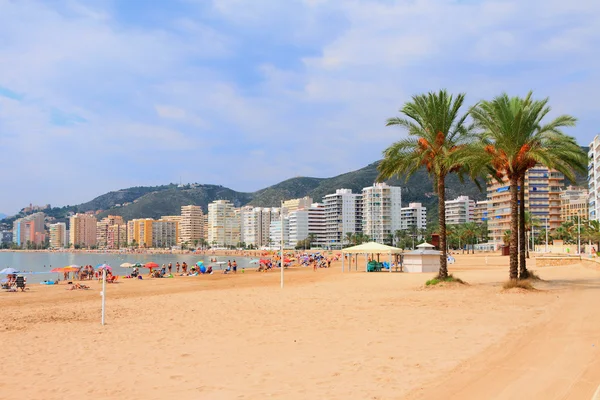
[400,202,427,231]
[241,206,280,248]
[445,196,475,225]
[323,189,362,249]
[361,183,402,244]
[152,219,179,248]
[107,224,128,249]
[288,203,326,248]
[588,135,600,221]
[473,200,489,223]
[269,217,290,248]
[96,215,126,249]
[127,218,154,247]
[179,205,204,246]
[487,165,564,248]
[49,222,67,249]
[208,200,241,247]
[161,215,181,245]
[13,212,45,247]
[560,186,588,222]
[69,213,97,248]
[282,196,313,213]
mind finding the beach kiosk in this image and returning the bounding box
[403,242,441,273]
[341,242,402,273]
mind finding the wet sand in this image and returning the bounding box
[2,253,600,399]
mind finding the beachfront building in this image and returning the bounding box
[12,212,45,247]
[69,213,97,248]
[161,215,181,245]
[208,200,241,248]
[560,186,589,222]
[282,196,313,213]
[361,183,402,244]
[127,218,154,247]
[179,205,204,248]
[589,135,600,221]
[107,224,128,249]
[473,200,489,223]
[487,165,565,248]
[323,189,362,249]
[1,230,13,245]
[269,217,290,248]
[152,219,178,248]
[49,222,67,249]
[445,196,475,225]
[241,206,281,248]
[96,215,126,249]
[288,203,327,248]
[400,202,427,231]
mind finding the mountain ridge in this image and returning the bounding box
[1,156,587,227]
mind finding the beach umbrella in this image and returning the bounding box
[120,262,134,268]
[196,261,204,267]
[0,267,19,274]
[50,267,65,273]
[96,264,112,271]
[213,261,227,270]
[144,262,159,269]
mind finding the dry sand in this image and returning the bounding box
[2,254,600,399]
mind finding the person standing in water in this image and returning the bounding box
[232,260,237,274]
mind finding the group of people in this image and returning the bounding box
[1,274,27,292]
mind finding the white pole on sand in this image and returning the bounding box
[577,215,581,255]
[101,267,106,326]
[545,218,549,253]
[281,201,284,289]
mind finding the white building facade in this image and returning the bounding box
[589,135,600,221]
[208,200,241,248]
[361,183,402,244]
[324,189,362,249]
[445,196,475,225]
[400,202,427,231]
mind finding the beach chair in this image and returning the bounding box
[16,276,26,292]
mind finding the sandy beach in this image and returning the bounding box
[2,254,600,399]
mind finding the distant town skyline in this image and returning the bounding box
[1,0,599,214]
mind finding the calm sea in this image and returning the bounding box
[0,252,255,283]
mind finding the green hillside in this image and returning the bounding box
[1,155,588,229]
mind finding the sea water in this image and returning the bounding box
[0,252,254,283]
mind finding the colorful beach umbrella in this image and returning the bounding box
[0,267,19,274]
[120,262,134,268]
[196,261,204,267]
[96,264,112,271]
[144,262,159,269]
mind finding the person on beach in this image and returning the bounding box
[168,263,172,274]
[228,260,232,271]
[182,262,187,274]
[176,262,180,273]
[232,260,237,274]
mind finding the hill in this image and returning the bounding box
[1,156,588,228]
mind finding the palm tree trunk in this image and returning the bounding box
[519,175,529,279]
[438,176,448,279]
[509,176,519,280]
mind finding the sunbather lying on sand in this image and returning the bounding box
[67,283,90,290]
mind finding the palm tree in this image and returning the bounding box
[378,90,476,279]
[345,232,354,247]
[470,92,586,280]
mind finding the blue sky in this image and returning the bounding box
[0,0,599,214]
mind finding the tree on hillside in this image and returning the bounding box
[470,92,586,280]
[378,90,477,279]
